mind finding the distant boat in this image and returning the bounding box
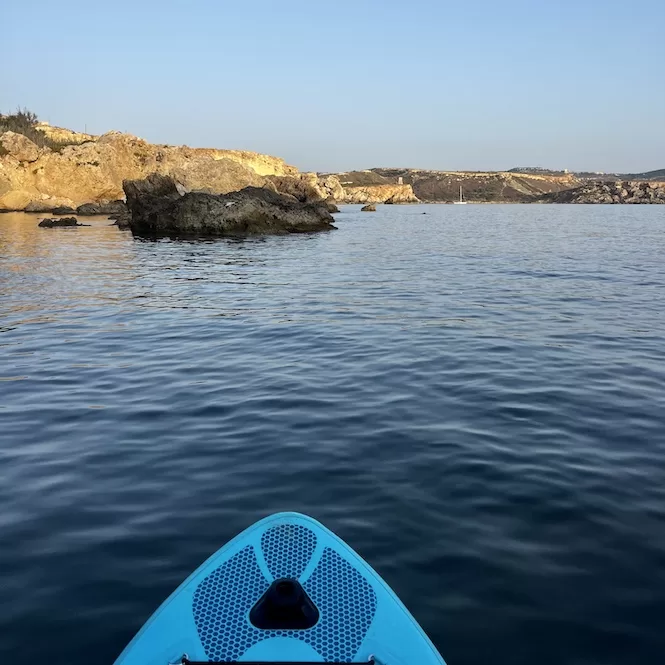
[453,185,467,204]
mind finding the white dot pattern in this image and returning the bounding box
[192,543,377,662]
[261,524,317,580]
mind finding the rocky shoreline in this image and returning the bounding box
[2,116,664,213]
[538,181,665,204]
[0,120,350,213]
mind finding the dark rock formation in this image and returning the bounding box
[38,216,87,227]
[111,214,131,229]
[123,174,336,237]
[361,204,376,212]
[52,206,77,215]
[76,200,127,215]
[539,181,665,204]
[324,198,340,213]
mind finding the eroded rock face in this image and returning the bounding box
[123,174,336,237]
[0,190,34,211]
[24,197,77,212]
[0,132,40,163]
[0,129,300,211]
[265,175,323,203]
[316,175,345,202]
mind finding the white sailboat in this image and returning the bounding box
[453,185,467,204]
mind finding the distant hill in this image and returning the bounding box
[510,166,665,182]
[342,168,581,203]
[621,169,665,181]
[508,167,570,176]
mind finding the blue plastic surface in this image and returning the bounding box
[114,512,446,665]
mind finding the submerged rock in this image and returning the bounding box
[111,216,131,229]
[123,174,336,237]
[38,216,88,227]
[361,204,376,212]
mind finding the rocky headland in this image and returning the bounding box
[0,114,346,212]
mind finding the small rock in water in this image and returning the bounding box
[76,201,127,216]
[38,217,87,228]
[361,204,376,212]
[325,197,340,213]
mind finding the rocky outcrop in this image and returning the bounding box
[38,217,86,227]
[76,200,127,215]
[361,204,376,211]
[265,174,323,203]
[320,170,418,203]
[539,181,665,204]
[316,175,346,202]
[24,197,77,212]
[324,198,340,213]
[0,127,302,211]
[123,174,336,237]
[0,190,32,211]
[35,122,95,146]
[340,184,418,204]
[0,132,41,163]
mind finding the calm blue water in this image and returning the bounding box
[1,205,665,665]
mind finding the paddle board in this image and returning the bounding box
[114,512,446,665]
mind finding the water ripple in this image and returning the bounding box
[1,206,665,665]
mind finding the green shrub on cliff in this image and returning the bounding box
[0,108,75,153]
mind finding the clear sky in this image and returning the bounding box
[2,0,664,173]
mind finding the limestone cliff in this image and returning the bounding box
[0,125,305,211]
[328,170,418,203]
[338,184,419,204]
[35,121,96,146]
